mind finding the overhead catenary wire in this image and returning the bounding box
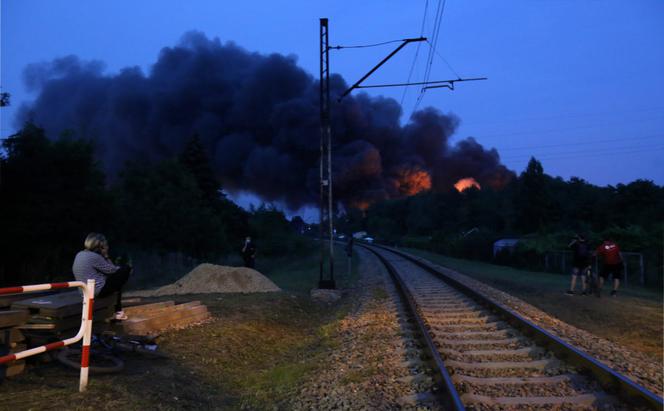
[490,133,664,152]
[411,0,447,117]
[462,106,664,127]
[465,114,664,140]
[329,39,409,50]
[499,142,664,161]
[400,0,430,107]
[426,39,461,79]
[502,145,664,162]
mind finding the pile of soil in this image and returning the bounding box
[131,264,281,296]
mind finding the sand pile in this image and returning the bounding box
[132,264,281,296]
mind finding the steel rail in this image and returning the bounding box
[360,245,465,411]
[372,244,664,411]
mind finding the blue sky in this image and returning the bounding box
[2,0,663,199]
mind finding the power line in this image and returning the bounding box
[462,106,664,127]
[426,39,461,79]
[411,0,447,117]
[493,133,664,152]
[330,39,408,50]
[500,143,664,161]
[466,114,664,140]
[400,0,429,107]
[504,146,664,162]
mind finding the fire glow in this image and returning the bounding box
[454,177,481,192]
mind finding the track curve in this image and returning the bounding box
[362,244,663,411]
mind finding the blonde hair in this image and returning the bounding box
[84,233,108,253]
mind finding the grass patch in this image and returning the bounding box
[372,287,389,301]
[260,242,360,293]
[405,248,664,361]
[0,246,362,410]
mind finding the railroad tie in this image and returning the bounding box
[443,347,542,358]
[436,337,522,346]
[452,374,578,385]
[460,392,610,408]
[440,329,512,338]
[427,320,505,331]
[445,358,556,370]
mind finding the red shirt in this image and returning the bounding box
[596,241,622,265]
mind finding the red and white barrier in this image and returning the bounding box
[0,279,95,392]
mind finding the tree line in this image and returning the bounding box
[0,123,306,286]
[340,158,664,286]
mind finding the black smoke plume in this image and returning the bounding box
[17,31,514,209]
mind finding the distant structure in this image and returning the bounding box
[493,238,520,256]
[353,231,368,239]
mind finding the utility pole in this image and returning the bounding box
[318,18,335,289]
[317,18,485,289]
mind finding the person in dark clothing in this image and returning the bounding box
[242,236,257,268]
[72,233,132,320]
[595,238,624,297]
[566,234,592,296]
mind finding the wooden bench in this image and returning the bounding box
[0,311,29,379]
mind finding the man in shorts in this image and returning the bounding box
[566,234,592,296]
[595,238,624,297]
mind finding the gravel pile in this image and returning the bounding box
[401,250,664,397]
[290,248,442,410]
[129,263,281,296]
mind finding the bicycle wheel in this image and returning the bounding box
[114,340,170,359]
[56,347,124,374]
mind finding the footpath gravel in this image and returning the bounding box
[290,248,442,410]
[401,249,664,397]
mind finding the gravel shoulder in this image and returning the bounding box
[401,249,664,397]
[290,247,442,410]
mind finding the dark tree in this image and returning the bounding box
[179,134,222,206]
[0,123,111,285]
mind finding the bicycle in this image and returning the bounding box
[57,331,168,374]
[584,265,600,297]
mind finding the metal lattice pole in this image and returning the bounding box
[319,18,335,289]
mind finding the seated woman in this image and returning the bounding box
[72,233,131,320]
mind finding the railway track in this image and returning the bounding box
[362,244,663,411]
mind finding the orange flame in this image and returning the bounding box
[397,169,432,196]
[352,200,371,211]
[454,177,481,192]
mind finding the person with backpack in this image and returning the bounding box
[566,234,592,296]
[595,238,624,297]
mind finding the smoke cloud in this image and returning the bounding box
[18,31,514,209]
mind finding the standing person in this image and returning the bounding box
[566,234,592,296]
[72,233,131,320]
[242,236,257,268]
[595,238,624,297]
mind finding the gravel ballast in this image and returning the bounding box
[399,249,663,397]
[290,248,442,410]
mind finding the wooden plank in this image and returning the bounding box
[123,305,208,335]
[0,291,57,309]
[23,306,114,332]
[0,310,30,328]
[2,360,26,378]
[126,310,211,336]
[0,329,24,344]
[127,301,200,320]
[12,292,116,317]
[124,301,175,317]
[124,302,205,326]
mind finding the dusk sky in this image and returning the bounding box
[2,0,663,209]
